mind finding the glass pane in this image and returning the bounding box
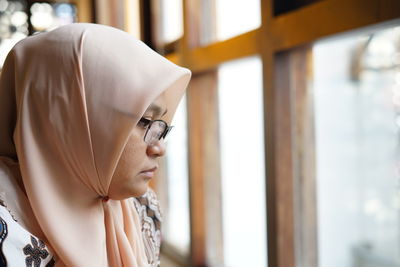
[215,0,261,41]
[218,56,267,267]
[312,26,400,267]
[163,95,190,254]
[0,1,77,68]
[30,2,77,33]
[274,0,322,16]
[0,0,28,67]
[125,0,141,40]
[160,0,183,43]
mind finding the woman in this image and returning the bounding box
[0,23,191,266]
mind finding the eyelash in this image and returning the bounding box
[137,117,151,128]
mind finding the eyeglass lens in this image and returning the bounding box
[144,120,167,144]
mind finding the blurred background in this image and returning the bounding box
[1,0,400,267]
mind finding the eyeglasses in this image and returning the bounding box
[138,117,173,145]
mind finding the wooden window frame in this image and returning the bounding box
[145,0,400,266]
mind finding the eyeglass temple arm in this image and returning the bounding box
[161,126,174,139]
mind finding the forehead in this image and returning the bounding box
[145,93,167,115]
[152,93,167,107]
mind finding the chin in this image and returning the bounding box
[108,187,147,200]
[131,184,149,198]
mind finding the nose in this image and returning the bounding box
[146,139,166,158]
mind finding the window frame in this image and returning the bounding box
[141,0,400,266]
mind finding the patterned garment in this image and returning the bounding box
[0,205,54,267]
[0,188,162,266]
[133,189,162,267]
[0,214,8,266]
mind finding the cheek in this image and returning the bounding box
[116,134,145,176]
[109,131,148,198]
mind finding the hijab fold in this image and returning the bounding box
[0,23,191,266]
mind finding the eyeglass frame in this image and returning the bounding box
[138,117,174,145]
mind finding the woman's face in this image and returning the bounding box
[108,93,168,199]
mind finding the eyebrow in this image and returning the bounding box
[146,103,168,117]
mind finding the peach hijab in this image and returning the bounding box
[0,23,190,266]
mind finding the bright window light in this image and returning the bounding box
[164,96,190,254]
[218,56,267,267]
[216,0,261,41]
[161,0,183,43]
[313,26,400,267]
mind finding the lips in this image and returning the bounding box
[140,166,158,179]
[141,166,157,173]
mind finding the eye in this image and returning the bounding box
[137,117,151,128]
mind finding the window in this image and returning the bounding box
[217,56,267,267]
[273,0,323,16]
[215,0,261,41]
[146,0,400,266]
[312,25,400,267]
[0,0,28,67]
[0,1,79,68]
[160,0,183,44]
[162,96,190,255]
[30,2,77,32]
